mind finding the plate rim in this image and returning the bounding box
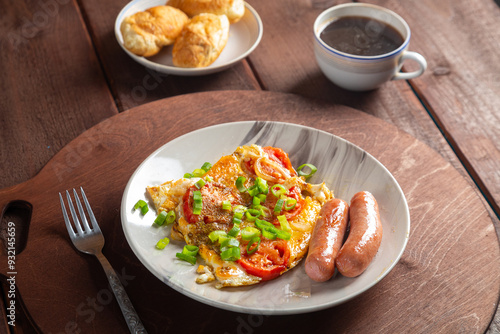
[114,0,263,76]
[120,120,411,315]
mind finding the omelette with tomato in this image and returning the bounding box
[147,145,333,288]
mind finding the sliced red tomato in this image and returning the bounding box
[263,147,297,176]
[244,146,297,178]
[281,185,305,222]
[182,186,198,224]
[238,239,290,281]
[262,185,305,225]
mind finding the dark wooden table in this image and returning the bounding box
[1,0,500,333]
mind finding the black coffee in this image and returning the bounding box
[320,16,404,56]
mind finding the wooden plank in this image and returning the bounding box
[359,0,500,215]
[0,91,498,333]
[77,0,262,111]
[0,0,117,189]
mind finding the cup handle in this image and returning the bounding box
[393,51,427,81]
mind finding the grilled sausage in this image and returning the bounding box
[336,191,383,277]
[305,198,349,282]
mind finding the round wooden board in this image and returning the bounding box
[1,91,498,333]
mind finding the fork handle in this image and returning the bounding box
[96,253,148,334]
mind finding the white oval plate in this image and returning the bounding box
[120,121,410,315]
[114,0,263,76]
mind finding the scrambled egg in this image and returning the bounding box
[147,145,333,288]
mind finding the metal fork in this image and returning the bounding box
[59,187,147,334]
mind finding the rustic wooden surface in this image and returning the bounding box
[1,0,500,332]
[1,91,499,334]
[0,0,118,189]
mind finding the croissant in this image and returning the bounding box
[121,6,189,57]
[167,0,245,23]
[172,13,230,68]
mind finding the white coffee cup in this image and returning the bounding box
[313,3,427,91]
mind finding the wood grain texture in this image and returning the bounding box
[77,0,262,111]
[0,91,498,333]
[0,0,117,189]
[360,0,500,215]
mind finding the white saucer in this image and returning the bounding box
[114,0,263,76]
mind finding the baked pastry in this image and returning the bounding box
[167,0,245,23]
[172,13,229,68]
[120,6,189,57]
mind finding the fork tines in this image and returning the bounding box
[59,187,101,236]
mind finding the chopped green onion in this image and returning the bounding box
[134,199,149,215]
[297,163,317,179]
[233,209,245,219]
[184,173,193,178]
[221,237,240,249]
[284,198,297,211]
[271,184,287,197]
[255,219,275,229]
[262,228,277,240]
[274,228,291,240]
[277,215,291,233]
[257,194,267,203]
[252,205,269,218]
[222,200,232,211]
[195,178,206,189]
[155,237,170,250]
[209,230,227,243]
[233,205,247,214]
[247,185,259,197]
[255,177,269,194]
[218,235,229,245]
[232,217,242,225]
[274,198,284,213]
[236,176,247,192]
[205,175,213,182]
[252,196,261,207]
[193,204,203,215]
[134,199,146,210]
[182,245,199,257]
[193,190,202,201]
[193,190,203,215]
[246,237,261,255]
[154,211,168,226]
[248,208,262,216]
[245,208,261,221]
[192,168,206,177]
[241,226,261,241]
[228,224,240,237]
[221,246,241,261]
[176,252,197,265]
[255,219,291,240]
[165,210,176,224]
[201,162,212,172]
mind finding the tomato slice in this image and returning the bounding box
[263,147,297,176]
[281,186,304,222]
[244,146,297,177]
[238,239,290,281]
[183,186,198,224]
[262,185,305,225]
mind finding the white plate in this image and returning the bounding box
[114,0,263,76]
[120,121,410,314]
